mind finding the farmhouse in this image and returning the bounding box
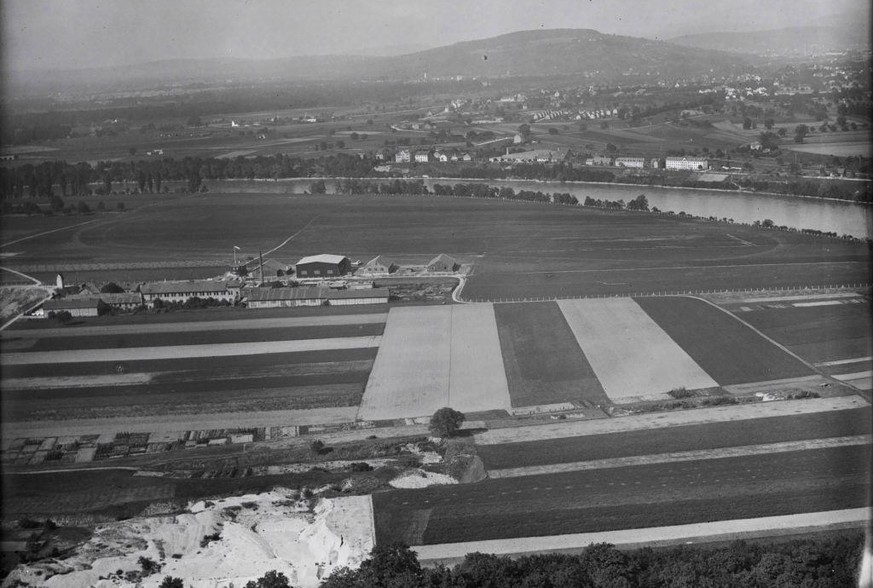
[665,156,709,171]
[585,155,613,166]
[427,253,459,273]
[357,255,399,276]
[43,297,100,317]
[395,149,411,163]
[414,150,431,163]
[614,157,646,168]
[140,280,239,307]
[295,254,351,278]
[99,292,144,311]
[244,286,389,308]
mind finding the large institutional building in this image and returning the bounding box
[665,156,709,171]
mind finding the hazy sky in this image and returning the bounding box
[2,0,867,71]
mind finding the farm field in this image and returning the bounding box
[477,407,872,470]
[1,193,868,298]
[357,304,510,420]
[634,296,814,385]
[557,298,716,401]
[734,300,872,366]
[493,302,609,408]
[0,307,385,425]
[374,445,870,545]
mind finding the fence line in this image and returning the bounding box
[465,283,870,304]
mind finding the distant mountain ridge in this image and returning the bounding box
[670,24,870,55]
[8,28,748,94]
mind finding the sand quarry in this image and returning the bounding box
[3,491,376,588]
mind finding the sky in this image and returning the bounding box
[2,0,867,71]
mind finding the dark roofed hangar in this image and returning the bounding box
[295,254,351,278]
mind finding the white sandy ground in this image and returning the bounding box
[358,304,510,420]
[1,407,360,439]
[3,491,375,588]
[389,470,459,489]
[413,508,872,563]
[0,336,381,365]
[475,395,869,445]
[0,313,388,339]
[557,299,718,400]
[488,434,872,478]
[2,373,154,390]
[833,371,873,391]
[357,306,452,421]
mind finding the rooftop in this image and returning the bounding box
[141,280,234,295]
[296,254,349,266]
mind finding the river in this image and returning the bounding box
[234,178,873,239]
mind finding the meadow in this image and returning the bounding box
[2,193,868,298]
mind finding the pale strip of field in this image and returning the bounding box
[1,313,387,339]
[488,435,872,479]
[476,395,868,445]
[357,307,452,421]
[832,371,873,381]
[793,300,845,307]
[817,356,873,367]
[721,374,828,395]
[728,292,862,304]
[0,406,359,439]
[0,336,381,365]
[414,508,871,562]
[448,304,511,413]
[557,299,717,401]
[2,373,153,390]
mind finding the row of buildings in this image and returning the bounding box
[388,148,475,164]
[38,253,461,317]
[584,155,710,171]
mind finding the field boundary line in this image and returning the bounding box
[0,218,103,248]
[818,356,873,367]
[414,508,871,563]
[487,434,872,479]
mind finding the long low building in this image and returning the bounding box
[244,287,389,309]
[140,280,240,307]
[43,298,100,317]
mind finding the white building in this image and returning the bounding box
[665,157,709,171]
[395,149,411,163]
[614,157,646,168]
[140,280,240,307]
[414,150,431,163]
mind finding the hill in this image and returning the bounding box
[6,28,748,95]
[383,28,746,79]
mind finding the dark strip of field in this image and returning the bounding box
[0,323,384,353]
[493,302,610,408]
[634,297,813,385]
[739,303,872,365]
[463,261,869,300]
[477,408,872,469]
[1,347,377,379]
[2,468,353,518]
[374,445,870,545]
[8,304,388,331]
[3,381,365,421]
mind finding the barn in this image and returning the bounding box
[99,292,144,311]
[295,254,351,278]
[244,286,389,308]
[426,253,459,273]
[43,297,100,317]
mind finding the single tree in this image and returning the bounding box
[100,282,125,294]
[429,407,465,437]
[159,577,184,588]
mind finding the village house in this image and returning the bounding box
[426,253,460,273]
[614,157,646,168]
[357,255,399,276]
[395,149,411,163]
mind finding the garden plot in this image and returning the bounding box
[357,304,510,420]
[357,306,452,420]
[557,299,717,401]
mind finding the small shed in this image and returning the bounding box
[358,255,398,276]
[426,254,459,273]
